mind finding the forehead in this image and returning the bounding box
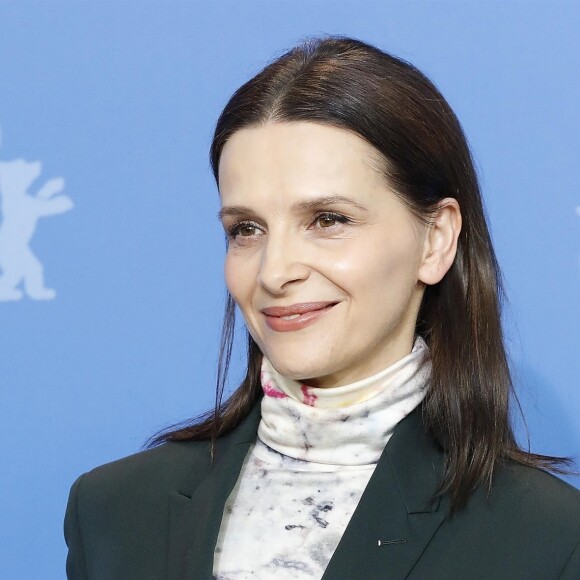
[217,121,387,199]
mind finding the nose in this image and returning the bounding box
[257,227,310,294]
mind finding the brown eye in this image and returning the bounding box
[317,215,337,228]
[239,225,257,236]
[227,221,262,239]
[315,212,349,229]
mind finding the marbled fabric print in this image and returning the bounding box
[258,335,430,465]
[213,335,431,579]
[213,438,375,580]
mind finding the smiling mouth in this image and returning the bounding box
[261,301,339,318]
[278,304,335,319]
[262,302,338,332]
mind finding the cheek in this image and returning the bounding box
[332,238,419,299]
[224,254,243,301]
[224,252,261,315]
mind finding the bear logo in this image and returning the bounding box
[0,158,73,301]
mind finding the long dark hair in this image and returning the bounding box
[148,34,570,508]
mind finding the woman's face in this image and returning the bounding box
[218,121,431,388]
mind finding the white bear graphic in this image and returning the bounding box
[0,159,73,301]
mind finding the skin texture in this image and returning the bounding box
[218,122,461,388]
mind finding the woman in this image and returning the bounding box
[64,35,580,579]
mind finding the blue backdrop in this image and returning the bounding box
[0,1,578,578]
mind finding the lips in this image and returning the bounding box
[260,301,339,317]
[261,301,339,332]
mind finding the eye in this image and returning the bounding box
[313,212,350,229]
[227,221,262,239]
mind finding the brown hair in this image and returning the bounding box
[148,34,570,509]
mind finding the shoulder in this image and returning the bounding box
[65,438,217,543]
[67,437,217,528]
[73,439,212,499]
[418,462,580,578]
[64,436,235,578]
[461,461,579,568]
[490,460,580,531]
[450,460,580,545]
[67,400,262,514]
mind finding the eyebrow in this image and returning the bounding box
[217,194,368,221]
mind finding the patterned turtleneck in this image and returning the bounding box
[213,335,431,579]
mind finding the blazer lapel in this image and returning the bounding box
[321,408,448,580]
[166,401,448,580]
[166,398,263,580]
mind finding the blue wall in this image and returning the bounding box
[0,1,578,577]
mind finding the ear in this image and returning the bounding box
[418,198,462,285]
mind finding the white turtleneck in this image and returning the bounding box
[213,335,431,580]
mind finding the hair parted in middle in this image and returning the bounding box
[149,34,569,510]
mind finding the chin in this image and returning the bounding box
[266,353,330,382]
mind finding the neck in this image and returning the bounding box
[258,335,431,466]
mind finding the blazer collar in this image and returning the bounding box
[167,399,263,579]
[167,397,448,580]
[321,404,448,579]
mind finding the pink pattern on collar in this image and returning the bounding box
[301,384,318,406]
[262,379,288,399]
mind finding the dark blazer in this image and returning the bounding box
[64,397,580,579]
